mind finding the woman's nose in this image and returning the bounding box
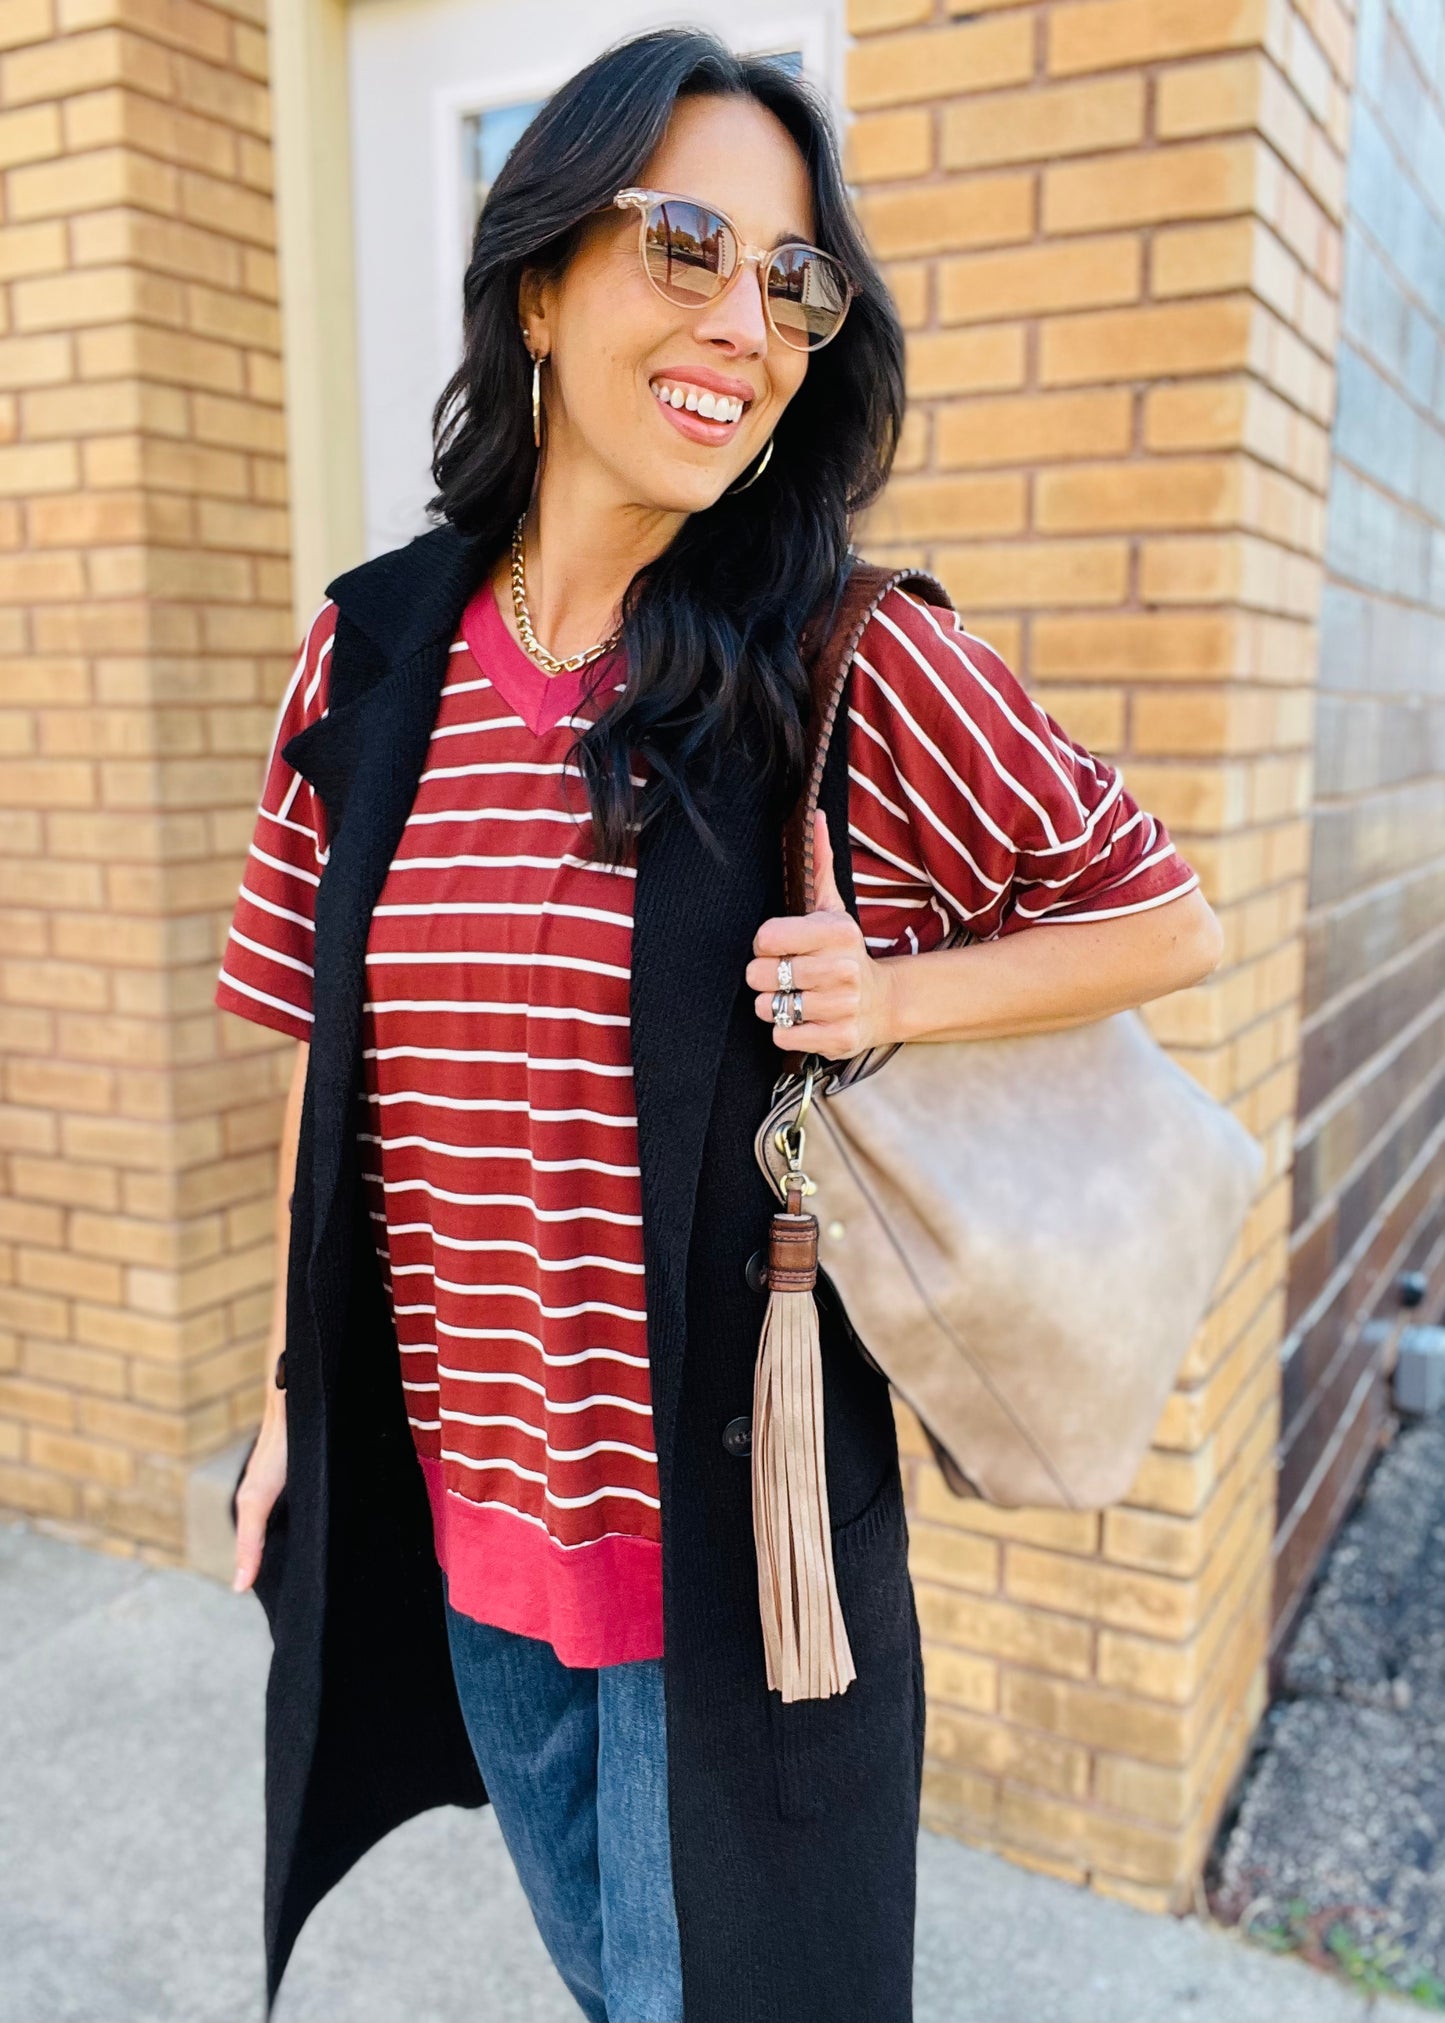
[692,259,769,355]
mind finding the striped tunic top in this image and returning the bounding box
[215,580,1199,1667]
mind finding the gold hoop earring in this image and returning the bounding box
[531,354,545,451]
[727,436,774,495]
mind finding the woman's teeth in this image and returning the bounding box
[651,380,746,424]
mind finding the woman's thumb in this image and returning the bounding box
[813,808,846,913]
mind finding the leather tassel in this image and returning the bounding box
[752,1177,857,1702]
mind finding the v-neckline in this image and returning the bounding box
[459,576,624,737]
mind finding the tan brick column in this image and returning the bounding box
[0,0,290,1558]
[845,0,1351,1904]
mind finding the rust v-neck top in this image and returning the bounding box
[217,578,1199,1666]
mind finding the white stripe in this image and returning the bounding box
[260,599,329,775]
[357,1133,637,1178]
[365,998,630,1027]
[369,1088,636,1129]
[1013,810,1150,897]
[302,618,334,711]
[934,605,1106,788]
[854,652,1025,866]
[391,1317,648,1365]
[365,1044,632,1076]
[439,1409,656,1466]
[422,757,583,780]
[403,1275,645,1320]
[871,607,1123,853]
[256,803,321,846]
[1015,870,1199,923]
[226,924,314,979]
[362,1174,642,1225]
[389,1237,644,1276]
[420,757,647,791]
[437,1449,660,1510]
[904,600,1097,804]
[373,898,632,928]
[274,769,303,822]
[435,1364,652,1413]
[247,840,320,889]
[847,826,931,888]
[365,949,631,981]
[216,967,312,1022]
[847,762,910,829]
[434,709,526,731]
[403,805,592,828]
[439,1483,655,1549]
[849,686,1011,906]
[235,883,316,935]
[385,851,635,880]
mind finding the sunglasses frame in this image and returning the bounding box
[612,186,856,353]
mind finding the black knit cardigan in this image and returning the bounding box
[232,523,924,2022]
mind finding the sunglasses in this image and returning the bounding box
[612,187,855,353]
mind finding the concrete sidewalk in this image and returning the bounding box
[0,1517,1425,2023]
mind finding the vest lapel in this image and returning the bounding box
[288,527,491,1287]
[629,755,780,1471]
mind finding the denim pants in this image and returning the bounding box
[442,1577,684,2023]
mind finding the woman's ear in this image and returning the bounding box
[517,267,550,361]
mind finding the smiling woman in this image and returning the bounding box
[218,27,1218,2023]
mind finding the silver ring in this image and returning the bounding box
[776,957,793,992]
[771,989,794,1028]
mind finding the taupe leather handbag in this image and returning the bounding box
[747,562,1265,1703]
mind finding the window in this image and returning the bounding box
[461,98,544,245]
[459,50,805,256]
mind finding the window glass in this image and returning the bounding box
[461,98,544,242]
[460,50,805,252]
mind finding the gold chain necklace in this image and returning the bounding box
[509,514,623,676]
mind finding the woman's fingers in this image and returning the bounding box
[744,950,854,993]
[753,988,855,1025]
[232,1416,287,1593]
[233,1497,264,1593]
[752,909,857,959]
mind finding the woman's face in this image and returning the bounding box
[521,93,816,518]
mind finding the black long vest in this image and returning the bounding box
[235,522,925,2023]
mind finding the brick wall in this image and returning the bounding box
[844,0,1352,1904]
[1,0,1410,1912]
[1277,0,1445,1644]
[0,0,291,1557]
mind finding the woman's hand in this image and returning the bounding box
[232,1389,287,1593]
[747,810,897,1059]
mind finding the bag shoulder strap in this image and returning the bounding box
[785,559,955,914]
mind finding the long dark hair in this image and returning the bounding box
[427,29,905,863]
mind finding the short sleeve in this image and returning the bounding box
[845,589,1200,955]
[213,600,338,1040]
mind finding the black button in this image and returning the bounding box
[744,1247,769,1292]
[722,1416,752,1458]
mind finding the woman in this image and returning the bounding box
[219,29,1222,2023]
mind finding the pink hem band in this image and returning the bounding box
[420,1455,664,1667]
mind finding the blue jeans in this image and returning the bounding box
[442,1578,683,2023]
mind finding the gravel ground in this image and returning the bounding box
[1208,1417,1445,2008]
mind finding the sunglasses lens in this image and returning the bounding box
[641,200,733,307]
[766,246,850,350]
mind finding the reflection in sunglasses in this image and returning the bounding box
[618,187,853,351]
